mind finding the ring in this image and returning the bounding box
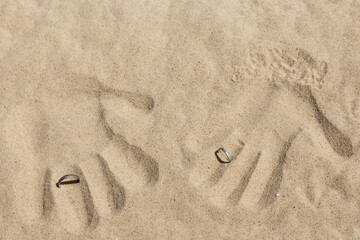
[215,147,232,163]
[56,174,80,188]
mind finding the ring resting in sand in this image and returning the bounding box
[56,174,80,188]
[215,147,232,163]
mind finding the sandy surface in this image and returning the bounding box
[1,0,360,239]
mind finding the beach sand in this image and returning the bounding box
[1,0,360,239]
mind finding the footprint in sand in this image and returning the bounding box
[1,78,158,234]
[187,44,353,210]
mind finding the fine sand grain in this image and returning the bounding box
[1,0,360,239]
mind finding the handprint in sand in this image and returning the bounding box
[187,43,353,210]
[1,76,158,234]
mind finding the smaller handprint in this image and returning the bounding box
[187,85,343,210]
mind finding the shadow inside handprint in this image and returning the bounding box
[290,85,353,158]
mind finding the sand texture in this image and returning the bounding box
[1,0,360,239]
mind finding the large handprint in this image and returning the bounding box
[187,44,353,210]
[2,77,158,235]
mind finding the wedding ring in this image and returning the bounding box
[56,174,80,188]
[215,147,232,163]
